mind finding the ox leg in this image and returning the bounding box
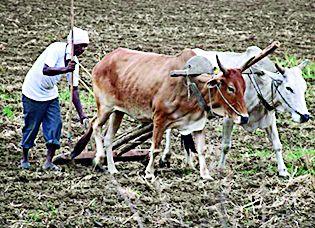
[193,130,212,180]
[145,117,165,179]
[265,118,289,177]
[218,118,234,169]
[159,129,172,168]
[93,104,112,167]
[181,134,196,169]
[104,111,124,174]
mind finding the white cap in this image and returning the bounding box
[67,27,89,45]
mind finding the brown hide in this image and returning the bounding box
[93,48,196,123]
[92,48,247,128]
[77,47,248,179]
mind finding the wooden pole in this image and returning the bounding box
[241,41,280,72]
[67,0,74,143]
[112,123,153,150]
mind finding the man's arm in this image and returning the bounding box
[43,61,76,76]
[72,86,87,124]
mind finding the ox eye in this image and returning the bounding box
[286,87,294,93]
[227,86,235,94]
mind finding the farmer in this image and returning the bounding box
[20,27,89,171]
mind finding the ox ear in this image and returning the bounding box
[206,76,222,88]
[298,59,310,70]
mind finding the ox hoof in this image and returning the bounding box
[218,164,225,170]
[159,158,170,168]
[201,174,213,180]
[108,167,119,174]
[93,156,104,166]
[145,172,155,180]
[93,157,105,172]
[278,169,289,177]
[189,162,196,170]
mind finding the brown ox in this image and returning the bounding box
[72,48,251,179]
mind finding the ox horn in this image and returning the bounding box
[216,55,227,75]
[240,41,281,72]
[275,63,285,75]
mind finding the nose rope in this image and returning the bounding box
[272,80,304,117]
[214,85,244,117]
[246,68,304,117]
[185,76,245,118]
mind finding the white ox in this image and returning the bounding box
[161,46,310,177]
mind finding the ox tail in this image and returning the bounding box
[71,116,97,160]
[181,134,197,155]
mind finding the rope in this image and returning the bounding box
[79,78,94,96]
[245,68,303,117]
[245,68,275,111]
[216,85,243,117]
[273,80,304,117]
[78,62,93,78]
[185,75,244,119]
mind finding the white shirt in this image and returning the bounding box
[22,42,79,101]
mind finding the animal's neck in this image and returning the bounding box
[246,74,281,109]
[175,77,208,113]
[194,79,219,109]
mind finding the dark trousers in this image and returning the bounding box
[21,95,62,149]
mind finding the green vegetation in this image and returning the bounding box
[286,148,315,176]
[286,148,315,161]
[59,89,70,102]
[240,147,314,176]
[254,149,270,158]
[2,105,14,119]
[275,54,315,79]
[45,34,56,42]
[0,65,7,75]
[59,89,95,106]
[254,129,264,137]
[0,93,10,101]
[80,91,95,106]
[240,167,259,175]
[27,202,58,224]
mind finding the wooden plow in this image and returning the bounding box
[53,123,154,166]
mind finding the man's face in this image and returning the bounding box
[74,43,88,56]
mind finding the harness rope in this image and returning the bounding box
[273,80,304,116]
[216,85,244,117]
[245,68,304,117]
[185,75,243,119]
[245,68,275,111]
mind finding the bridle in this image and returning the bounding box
[245,68,305,117]
[185,75,244,119]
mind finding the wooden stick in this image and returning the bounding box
[78,62,92,77]
[112,123,153,150]
[79,78,94,96]
[241,41,280,72]
[117,131,153,156]
[67,0,75,143]
[114,123,149,142]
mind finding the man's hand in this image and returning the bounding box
[66,60,76,73]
